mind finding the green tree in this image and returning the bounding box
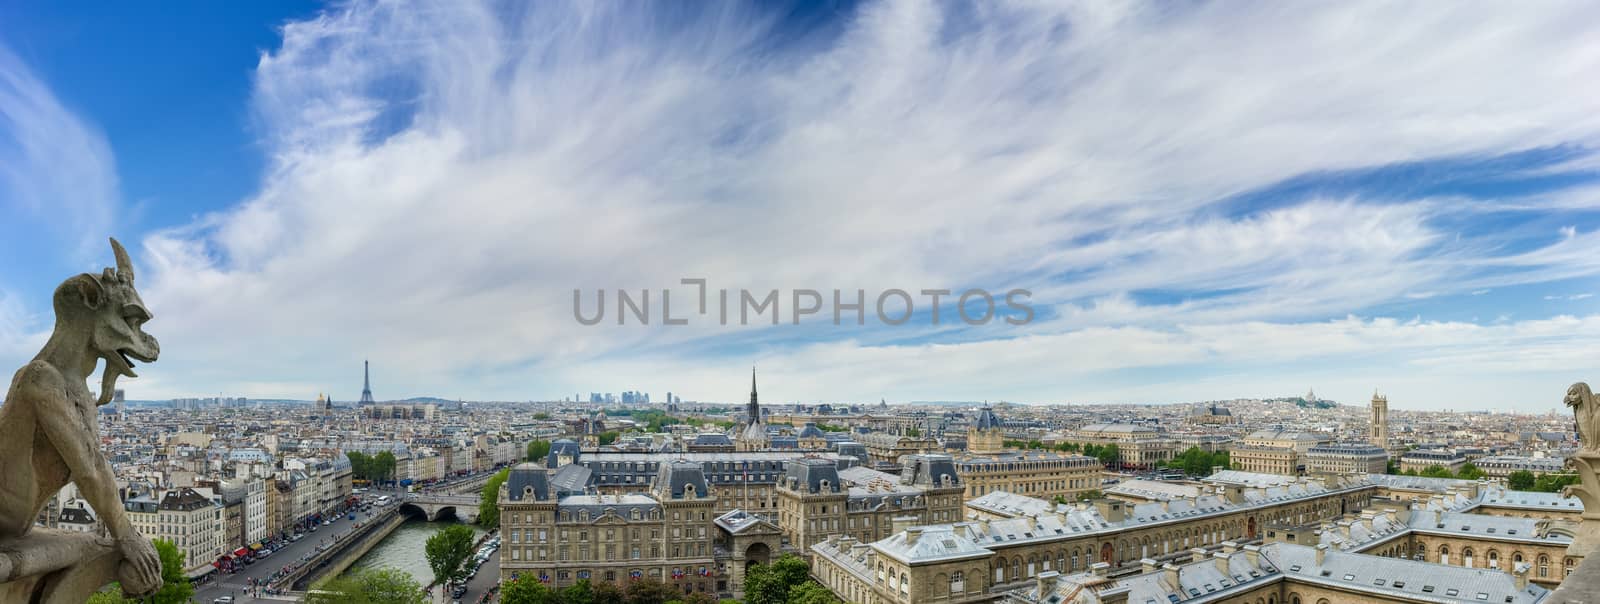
[745,554,814,604]
[1534,472,1581,493]
[1507,470,1537,491]
[598,431,621,446]
[500,576,561,604]
[562,579,596,604]
[526,440,552,463]
[1076,489,1103,502]
[786,581,841,604]
[905,427,921,437]
[374,450,398,483]
[307,568,426,604]
[1419,465,1455,478]
[86,587,128,604]
[621,579,681,604]
[675,593,718,604]
[1095,443,1120,466]
[1457,462,1486,480]
[480,467,511,527]
[145,538,194,604]
[348,451,373,481]
[1385,459,1400,475]
[425,524,477,587]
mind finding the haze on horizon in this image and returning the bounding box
[2,1,1598,411]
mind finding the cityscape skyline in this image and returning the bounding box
[3,2,1599,410]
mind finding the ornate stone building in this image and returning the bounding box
[777,454,965,553]
[736,367,770,451]
[955,451,1103,501]
[498,461,721,596]
[1230,445,1300,476]
[1073,423,1179,468]
[1304,443,1389,476]
[548,450,850,514]
[968,406,1006,456]
[1371,391,1390,448]
[856,432,940,468]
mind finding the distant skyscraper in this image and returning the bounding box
[1371,390,1389,447]
[113,389,125,418]
[359,360,375,404]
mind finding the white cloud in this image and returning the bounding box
[122,0,1600,407]
[0,45,124,365]
[0,46,121,258]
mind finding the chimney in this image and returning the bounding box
[893,515,917,535]
[1036,571,1060,596]
[1093,499,1126,523]
[905,527,923,546]
[1242,544,1262,567]
[1141,558,1159,574]
[1189,548,1208,563]
[1514,563,1530,590]
[1091,562,1111,577]
[1337,521,1352,541]
[1161,563,1182,587]
[1213,552,1232,575]
[1222,541,1239,554]
[1315,543,1328,566]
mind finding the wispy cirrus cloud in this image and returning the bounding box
[0,44,123,354]
[92,0,1600,408]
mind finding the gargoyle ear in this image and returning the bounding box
[66,274,104,310]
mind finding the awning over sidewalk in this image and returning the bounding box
[185,565,217,579]
[233,547,250,557]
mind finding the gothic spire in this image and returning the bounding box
[747,365,760,424]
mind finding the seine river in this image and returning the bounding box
[348,517,487,584]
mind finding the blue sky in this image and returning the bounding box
[2,1,1598,410]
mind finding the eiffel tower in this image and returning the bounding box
[359,359,375,404]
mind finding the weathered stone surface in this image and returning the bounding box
[0,239,163,601]
[1551,382,1599,603]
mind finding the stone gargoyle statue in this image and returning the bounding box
[0,238,163,602]
[1562,381,1600,556]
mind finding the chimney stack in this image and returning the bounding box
[1161,563,1182,587]
[1091,562,1111,577]
[1213,552,1232,575]
[1514,562,1530,590]
[905,527,923,546]
[1315,543,1328,566]
[1222,541,1239,554]
[1242,544,1262,567]
[1036,571,1059,596]
[1141,558,1159,574]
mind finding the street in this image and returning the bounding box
[191,488,405,603]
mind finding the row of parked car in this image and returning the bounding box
[446,535,502,601]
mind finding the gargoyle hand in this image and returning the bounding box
[117,537,163,597]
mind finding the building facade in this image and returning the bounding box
[498,461,720,597]
[955,451,1103,501]
[1305,443,1389,475]
[776,454,965,553]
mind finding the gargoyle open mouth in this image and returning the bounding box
[113,348,155,377]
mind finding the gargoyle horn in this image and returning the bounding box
[110,237,133,282]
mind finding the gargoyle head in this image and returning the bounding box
[1568,383,1593,409]
[51,238,159,404]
